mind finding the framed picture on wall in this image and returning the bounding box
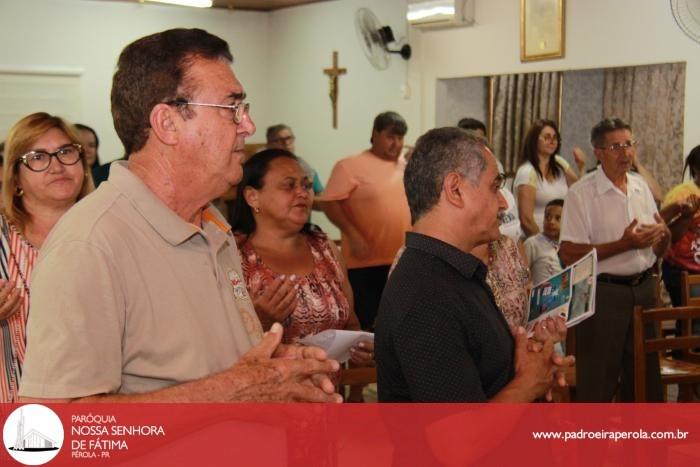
[520,0,565,62]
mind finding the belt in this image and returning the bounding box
[597,268,654,287]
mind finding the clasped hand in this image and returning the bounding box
[235,322,342,402]
[514,323,575,402]
[621,215,669,249]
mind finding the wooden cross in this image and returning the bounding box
[323,51,347,129]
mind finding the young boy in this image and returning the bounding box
[525,199,564,285]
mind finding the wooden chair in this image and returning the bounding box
[633,305,700,402]
[681,271,700,306]
[339,367,377,386]
[675,272,700,397]
[339,367,377,402]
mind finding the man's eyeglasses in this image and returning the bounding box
[597,140,637,152]
[495,173,507,189]
[18,143,83,172]
[272,135,296,144]
[167,99,250,124]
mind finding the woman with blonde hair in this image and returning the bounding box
[0,112,93,401]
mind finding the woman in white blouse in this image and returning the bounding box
[514,119,585,237]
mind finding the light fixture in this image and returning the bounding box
[145,0,213,8]
[407,2,455,22]
[407,0,475,29]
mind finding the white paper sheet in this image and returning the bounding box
[300,330,374,362]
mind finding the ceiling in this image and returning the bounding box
[113,0,331,11]
[211,0,329,10]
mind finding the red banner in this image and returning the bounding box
[2,403,699,466]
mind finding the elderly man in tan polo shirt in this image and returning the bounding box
[18,29,340,403]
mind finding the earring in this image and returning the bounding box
[15,187,24,197]
[254,207,260,214]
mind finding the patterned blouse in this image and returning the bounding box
[238,228,350,344]
[0,214,37,402]
[486,235,531,328]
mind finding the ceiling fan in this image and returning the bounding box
[671,0,700,44]
[355,7,412,70]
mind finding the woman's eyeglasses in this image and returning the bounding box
[18,143,83,172]
[539,134,559,143]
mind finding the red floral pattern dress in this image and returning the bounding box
[238,229,350,344]
[486,235,531,328]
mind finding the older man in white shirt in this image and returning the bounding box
[559,118,670,402]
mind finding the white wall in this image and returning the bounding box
[412,0,700,157]
[268,0,700,233]
[0,0,269,163]
[4,0,696,236]
[267,0,419,234]
[0,0,417,236]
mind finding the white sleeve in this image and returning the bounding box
[513,163,536,189]
[560,187,591,244]
[554,155,571,171]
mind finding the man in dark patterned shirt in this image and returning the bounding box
[375,127,572,402]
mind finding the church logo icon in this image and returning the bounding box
[3,404,64,465]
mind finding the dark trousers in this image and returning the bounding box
[575,275,663,402]
[348,265,390,331]
[662,260,684,307]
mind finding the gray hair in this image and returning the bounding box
[266,124,291,143]
[590,117,631,148]
[404,127,487,224]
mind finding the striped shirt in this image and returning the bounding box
[0,214,37,402]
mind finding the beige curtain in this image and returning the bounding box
[603,63,686,192]
[491,72,561,174]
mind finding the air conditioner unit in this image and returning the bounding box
[407,0,475,29]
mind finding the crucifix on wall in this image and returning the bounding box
[323,51,347,129]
